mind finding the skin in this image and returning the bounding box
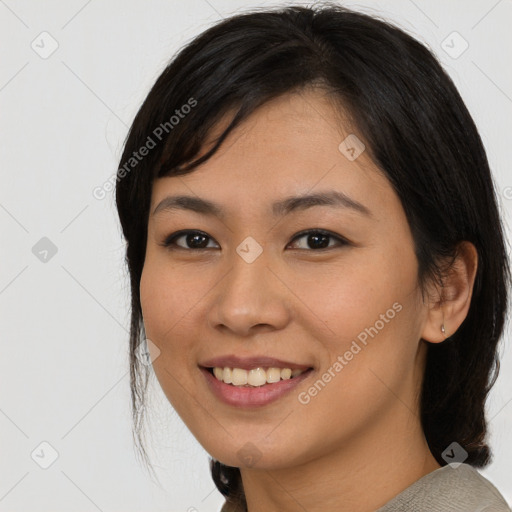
[139,88,478,512]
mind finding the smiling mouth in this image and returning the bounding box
[205,366,314,387]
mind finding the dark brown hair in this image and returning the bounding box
[115,4,510,510]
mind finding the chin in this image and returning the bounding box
[203,437,306,471]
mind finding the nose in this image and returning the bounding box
[207,248,291,337]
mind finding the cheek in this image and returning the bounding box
[310,248,420,368]
[139,257,213,373]
[139,262,199,409]
[140,263,165,335]
[140,254,192,328]
[298,255,405,335]
[139,259,186,353]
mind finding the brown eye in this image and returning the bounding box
[288,229,349,250]
[162,230,219,250]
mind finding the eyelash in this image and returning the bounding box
[161,229,349,252]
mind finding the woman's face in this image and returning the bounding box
[140,89,431,470]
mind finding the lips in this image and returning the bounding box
[199,355,312,371]
[200,365,314,407]
[198,354,315,407]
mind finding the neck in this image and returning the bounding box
[239,402,441,512]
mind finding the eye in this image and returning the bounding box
[287,229,349,250]
[161,229,349,251]
[162,230,219,250]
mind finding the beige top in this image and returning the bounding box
[376,463,511,511]
[220,463,510,511]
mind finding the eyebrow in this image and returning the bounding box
[151,190,372,219]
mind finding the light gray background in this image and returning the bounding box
[1,1,511,511]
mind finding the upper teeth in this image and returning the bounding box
[213,367,306,387]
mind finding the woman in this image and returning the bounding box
[115,3,511,511]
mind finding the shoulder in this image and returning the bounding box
[376,463,511,512]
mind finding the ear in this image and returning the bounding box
[421,241,478,343]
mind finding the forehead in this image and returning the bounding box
[150,90,396,220]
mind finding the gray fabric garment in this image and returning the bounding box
[376,463,511,512]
